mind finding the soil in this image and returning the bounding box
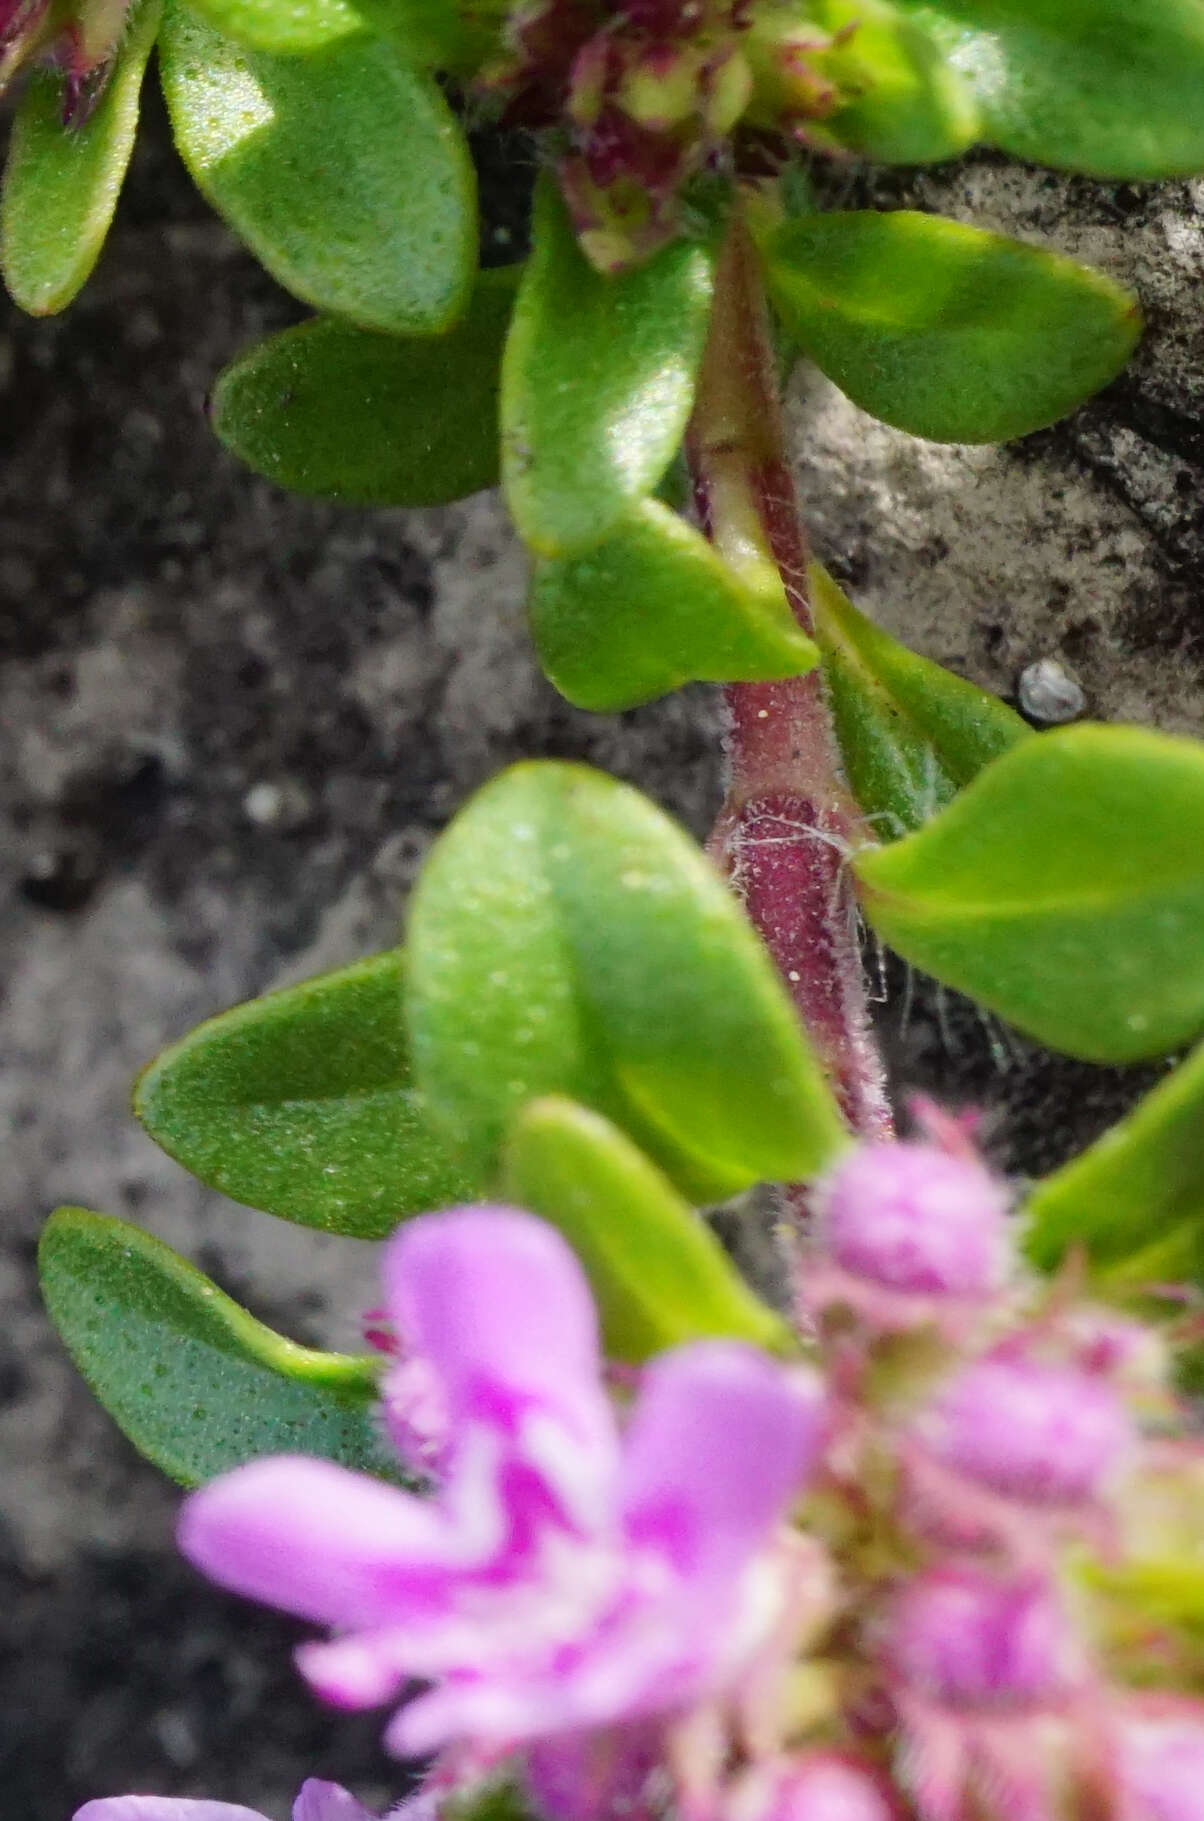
[1,82,1201,1821]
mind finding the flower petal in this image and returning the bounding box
[74,1804,267,1821]
[385,1208,619,1518]
[293,1782,380,1821]
[178,1456,497,1630]
[619,1342,824,1582]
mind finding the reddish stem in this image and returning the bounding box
[686,216,892,1143]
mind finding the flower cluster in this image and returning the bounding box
[482,1,865,268]
[84,1127,1204,1821]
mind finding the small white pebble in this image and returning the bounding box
[1018,656,1085,724]
[243,781,284,825]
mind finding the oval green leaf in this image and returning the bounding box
[160,3,476,333]
[763,210,1141,443]
[212,269,516,506]
[501,176,716,557]
[135,951,479,1238]
[902,0,1204,180]
[811,560,1029,836]
[0,0,162,315]
[854,724,1204,1063]
[406,762,847,1201]
[503,1096,792,1362]
[529,497,818,712]
[1024,1044,1204,1287]
[39,1208,397,1486]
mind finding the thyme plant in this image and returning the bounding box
[8,0,1204,1816]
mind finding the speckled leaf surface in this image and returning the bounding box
[39,1209,396,1486]
[160,4,476,333]
[213,269,516,505]
[135,951,479,1237]
[1,0,162,315]
[504,1097,792,1362]
[763,210,1140,443]
[530,498,817,711]
[406,763,846,1201]
[502,177,716,556]
[854,725,1204,1063]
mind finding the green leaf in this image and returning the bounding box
[762,210,1141,443]
[406,762,847,1201]
[529,498,818,712]
[1024,1044,1204,1285]
[797,0,980,163]
[0,0,162,315]
[212,269,516,506]
[811,560,1029,836]
[901,0,1204,180]
[854,724,1204,1064]
[39,1208,397,1486]
[503,1096,793,1362]
[349,0,502,72]
[160,4,476,334]
[501,176,716,557]
[135,951,479,1238]
[187,0,357,52]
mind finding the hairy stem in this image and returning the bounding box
[686,213,892,1143]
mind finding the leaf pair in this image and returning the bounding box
[1,0,482,324]
[46,761,846,1482]
[501,179,824,709]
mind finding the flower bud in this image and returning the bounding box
[919,1354,1134,1507]
[730,1753,898,1821]
[0,0,132,122]
[886,1566,1080,1712]
[618,42,702,130]
[814,1142,1011,1300]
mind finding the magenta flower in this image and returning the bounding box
[1119,1706,1204,1821]
[804,1139,1012,1332]
[886,1564,1082,1714]
[729,1752,899,1821]
[179,1207,825,1759]
[918,1353,1134,1508]
[75,1782,379,1821]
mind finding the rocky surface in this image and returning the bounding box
[1,88,1200,1821]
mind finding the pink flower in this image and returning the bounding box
[917,1354,1134,1508]
[179,1208,825,1760]
[74,1781,379,1821]
[804,1141,1012,1332]
[729,1752,899,1821]
[885,1565,1081,1713]
[1118,1706,1204,1821]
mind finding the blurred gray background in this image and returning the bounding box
[2,83,1202,1820]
